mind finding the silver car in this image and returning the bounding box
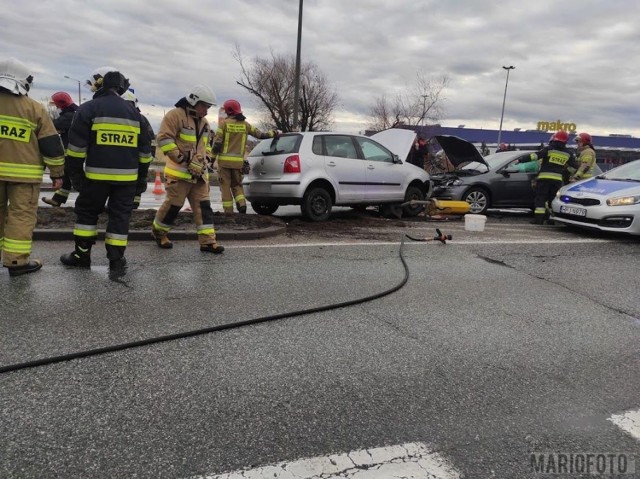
[243,129,431,221]
[551,159,640,236]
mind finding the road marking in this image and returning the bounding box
[194,442,460,478]
[609,408,640,441]
[228,238,614,248]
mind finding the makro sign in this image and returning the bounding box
[536,120,577,132]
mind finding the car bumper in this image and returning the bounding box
[243,180,304,204]
[551,198,640,235]
[433,186,466,201]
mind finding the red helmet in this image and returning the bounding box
[575,132,592,144]
[550,130,569,143]
[499,143,508,150]
[50,91,74,109]
[223,99,242,116]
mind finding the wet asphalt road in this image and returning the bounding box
[1,218,639,478]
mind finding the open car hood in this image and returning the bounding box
[370,128,416,162]
[433,135,489,169]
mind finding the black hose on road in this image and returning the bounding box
[0,237,419,375]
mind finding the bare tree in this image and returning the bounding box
[367,73,448,131]
[234,46,338,132]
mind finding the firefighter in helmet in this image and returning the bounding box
[515,130,578,224]
[213,99,278,214]
[0,57,65,276]
[570,132,597,182]
[42,91,78,207]
[60,66,152,270]
[152,85,224,253]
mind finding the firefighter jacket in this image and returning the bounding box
[575,147,597,179]
[156,100,211,183]
[523,141,577,182]
[66,90,152,184]
[53,104,78,148]
[0,91,65,183]
[213,116,276,170]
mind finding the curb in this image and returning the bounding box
[33,225,286,242]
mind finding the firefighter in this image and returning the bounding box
[120,89,156,209]
[515,130,578,225]
[213,99,278,214]
[152,85,224,253]
[570,132,597,182]
[42,91,78,207]
[0,57,65,276]
[60,66,152,270]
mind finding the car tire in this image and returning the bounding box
[301,187,332,221]
[462,187,490,214]
[402,186,425,217]
[251,201,279,216]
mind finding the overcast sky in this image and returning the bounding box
[4,0,640,139]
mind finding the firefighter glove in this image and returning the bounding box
[135,181,147,196]
[69,170,87,193]
[187,155,206,176]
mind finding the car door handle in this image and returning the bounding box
[367,165,375,170]
[327,161,336,167]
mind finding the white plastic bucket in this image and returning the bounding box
[464,214,487,232]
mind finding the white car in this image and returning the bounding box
[243,129,432,221]
[551,159,640,236]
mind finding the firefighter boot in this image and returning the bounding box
[7,259,43,277]
[60,243,91,268]
[200,243,225,254]
[151,228,173,249]
[238,205,247,214]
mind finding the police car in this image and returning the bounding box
[551,159,640,236]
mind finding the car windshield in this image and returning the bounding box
[249,134,301,157]
[601,160,640,181]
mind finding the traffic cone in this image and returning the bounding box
[152,170,165,195]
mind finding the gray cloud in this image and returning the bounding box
[5,0,640,136]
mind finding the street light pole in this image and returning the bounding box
[64,75,82,105]
[292,0,303,131]
[497,65,515,146]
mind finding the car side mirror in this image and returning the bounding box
[393,154,402,164]
[502,168,517,175]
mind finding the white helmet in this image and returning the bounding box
[0,57,33,96]
[86,65,118,92]
[187,84,216,107]
[121,88,138,106]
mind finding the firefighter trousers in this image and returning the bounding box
[533,178,562,222]
[152,178,219,246]
[73,181,136,261]
[0,181,39,267]
[217,166,245,213]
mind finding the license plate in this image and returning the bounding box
[560,205,587,216]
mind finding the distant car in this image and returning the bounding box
[243,129,432,221]
[551,159,640,236]
[431,135,602,215]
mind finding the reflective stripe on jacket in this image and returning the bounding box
[526,144,576,183]
[0,92,65,183]
[214,118,275,170]
[157,106,211,182]
[575,148,596,179]
[66,91,152,183]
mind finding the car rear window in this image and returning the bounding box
[249,134,302,157]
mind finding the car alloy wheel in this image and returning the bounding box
[463,188,489,214]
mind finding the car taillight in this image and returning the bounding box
[283,155,301,173]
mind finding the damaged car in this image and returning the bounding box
[243,128,431,221]
[430,135,540,214]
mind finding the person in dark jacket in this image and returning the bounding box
[515,130,578,225]
[408,136,427,169]
[42,91,78,206]
[60,66,152,271]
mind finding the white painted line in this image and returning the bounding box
[227,238,614,249]
[193,442,460,479]
[609,408,640,441]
